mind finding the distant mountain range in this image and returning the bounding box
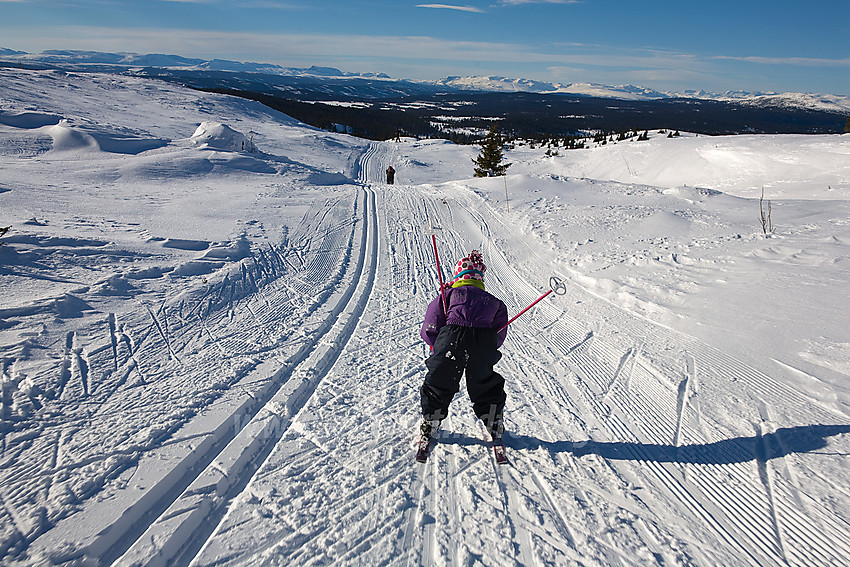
[3,48,849,114]
[0,48,392,78]
[435,76,850,115]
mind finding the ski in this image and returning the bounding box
[415,434,433,463]
[492,438,508,465]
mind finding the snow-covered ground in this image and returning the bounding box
[1,68,849,566]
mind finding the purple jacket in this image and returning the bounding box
[421,285,508,348]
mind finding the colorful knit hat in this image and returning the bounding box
[452,250,486,283]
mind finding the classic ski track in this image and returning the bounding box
[4,211,334,557]
[107,184,379,567]
[188,142,430,567]
[438,421,465,566]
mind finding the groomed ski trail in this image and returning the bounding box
[27,138,847,567]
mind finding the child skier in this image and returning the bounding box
[419,250,509,441]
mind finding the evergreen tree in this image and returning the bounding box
[845,117,850,133]
[473,126,512,178]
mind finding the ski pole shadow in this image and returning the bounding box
[507,424,850,465]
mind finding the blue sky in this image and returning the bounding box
[2,0,849,95]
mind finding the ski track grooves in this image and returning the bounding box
[18,138,847,566]
[104,186,379,567]
[408,186,850,566]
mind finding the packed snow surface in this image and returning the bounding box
[1,68,849,566]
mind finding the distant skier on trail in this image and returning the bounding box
[418,250,509,446]
[386,165,395,184]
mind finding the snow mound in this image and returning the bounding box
[190,122,251,152]
[201,235,251,261]
[629,210,693,238]
[46,121,99,152]
[44,120,168,154]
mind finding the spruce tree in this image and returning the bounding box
[473,126,511,178]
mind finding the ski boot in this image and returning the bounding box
[420,419,441,438]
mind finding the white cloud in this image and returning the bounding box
[712,55,850,68]
[417,4,485,12]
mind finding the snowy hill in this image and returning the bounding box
[1,67,849,566]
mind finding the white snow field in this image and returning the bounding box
[1,68,849,566]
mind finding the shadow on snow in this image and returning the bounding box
[509,424,850,465]
[434,424,850,466]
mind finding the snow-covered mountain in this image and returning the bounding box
[435,75,672,100]
[3,48,849,113]
[434,74,850,113]
[731,91,850,114]
[0,48,390,79]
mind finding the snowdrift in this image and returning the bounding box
[190,121,251,152]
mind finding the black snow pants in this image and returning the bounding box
[421,324,506,429]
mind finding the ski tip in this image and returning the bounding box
[492,438,508,465]
[415,435,433,463]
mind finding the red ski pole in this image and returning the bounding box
[500,276,566,332]
[431,232,448,316]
